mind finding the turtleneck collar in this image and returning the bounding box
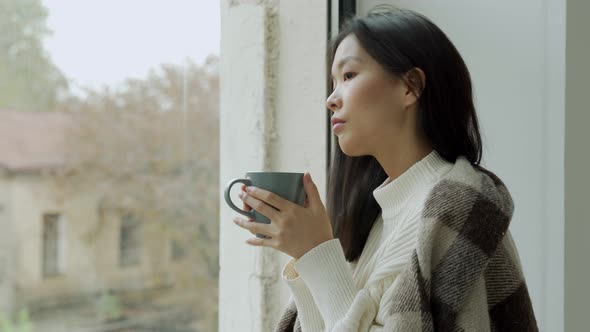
[372,149,453,220]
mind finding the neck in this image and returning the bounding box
[376,135,433,182]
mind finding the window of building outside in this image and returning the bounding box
[119,213,141,267]
[0,1,220,331]
[171,239,187,261]
[42,213,62,278]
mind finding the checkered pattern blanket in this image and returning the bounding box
[274,157,538,331]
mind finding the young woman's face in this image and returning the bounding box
[327,34,414,158]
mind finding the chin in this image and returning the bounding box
[338,140,366,157]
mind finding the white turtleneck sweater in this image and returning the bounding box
[281,150,453,331]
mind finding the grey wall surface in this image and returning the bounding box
[565,0,590,331]
[356,1,566,330]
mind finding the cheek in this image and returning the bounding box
[347,77,404,130]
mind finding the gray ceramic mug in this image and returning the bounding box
[224,172,306,239]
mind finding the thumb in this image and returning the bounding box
[303,172,321,209]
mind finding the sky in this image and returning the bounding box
[41,0,220,92]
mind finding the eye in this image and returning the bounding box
[344,72,356,81]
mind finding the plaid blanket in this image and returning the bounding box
[274,157,538,331]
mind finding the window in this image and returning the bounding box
[2,1,219,329]
[42,213,63,278]
[170,239,186,261]
[119,214,141,267]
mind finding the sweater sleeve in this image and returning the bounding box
[281,258,325,331]
[282,239,384,331]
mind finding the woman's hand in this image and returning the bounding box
[233,173,334,259]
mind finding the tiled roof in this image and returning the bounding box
[0,110,71,172]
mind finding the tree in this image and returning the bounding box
[0,0,67,112]
[56,56,220,277]
[49,57,220,330]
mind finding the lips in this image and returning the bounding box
[332,123,345,131]
[332,118,346,132]
[331,117,346,126]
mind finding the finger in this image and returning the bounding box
[241,184,252,215]
[303,173,321,210]
[244,186,292,212]
[233,217,273,238]
[233,219,256,236]
[245,236,275,247]
[240,191,279,221]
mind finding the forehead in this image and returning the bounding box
[334,34,363,60]
[331,35,367,74]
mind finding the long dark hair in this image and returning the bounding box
[327,7,483,262]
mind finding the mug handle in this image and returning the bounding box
[224,178,256,219]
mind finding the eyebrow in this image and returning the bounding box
[331,56,362,79]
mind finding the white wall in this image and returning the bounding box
[357,1,565,331]
[219,1,328,331]
[274,0,330,312]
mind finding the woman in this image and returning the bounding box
[233,7,538,332]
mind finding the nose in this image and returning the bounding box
[326,89,341,112]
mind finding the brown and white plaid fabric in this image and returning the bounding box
[274,157,538,331]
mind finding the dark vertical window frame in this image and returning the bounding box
[326,0,357,181]
[339,0,357,26]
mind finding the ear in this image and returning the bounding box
[402,67,426,109]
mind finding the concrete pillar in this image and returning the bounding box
[219,0,328,331]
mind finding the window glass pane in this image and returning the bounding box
[171,239,186,261]
[0,1,220,330]
[119,214,141,267]
[42,213,61,277]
